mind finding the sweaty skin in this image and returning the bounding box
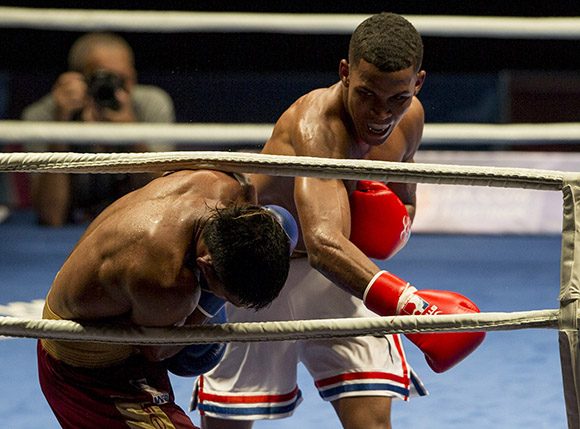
[45,170,255,360]
[251,59,426,299]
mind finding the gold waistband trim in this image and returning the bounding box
[41,300,135,368]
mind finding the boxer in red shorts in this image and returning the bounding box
[37,169,295,429]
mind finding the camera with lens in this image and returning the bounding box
[86,70,126,111]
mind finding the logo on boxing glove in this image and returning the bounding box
[401,294,442,316]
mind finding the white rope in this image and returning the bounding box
[3,121,580,146]
[1,8,579,39]
[0,310,560,345]
[422,122,580,145]
[0,151,568,190]
[0,121,272,146]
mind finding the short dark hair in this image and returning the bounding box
[68,32,134,72]
[202,204,290,309]
[349,12,423,72]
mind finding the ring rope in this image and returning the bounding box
[0,151,568,190]
[0,121,272,147]
[0,310,560,345]
[3,121,580,146]
[1,8,580,39]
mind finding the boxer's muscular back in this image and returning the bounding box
[47,170,247,324]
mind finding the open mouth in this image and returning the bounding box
[367,123,391,136]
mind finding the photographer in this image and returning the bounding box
[22,32,175,226]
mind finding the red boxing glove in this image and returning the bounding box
[363,271,485,373]
[349,181,411,260]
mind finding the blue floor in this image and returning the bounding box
[0,210,567,428]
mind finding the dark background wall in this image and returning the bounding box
[1,1,580,124]
[1,2,580,207]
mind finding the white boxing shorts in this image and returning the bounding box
[191,257,427,420]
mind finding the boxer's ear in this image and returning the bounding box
[339,59,350,87]
[196,255,215,280]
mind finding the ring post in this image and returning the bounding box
[559,179,580,428]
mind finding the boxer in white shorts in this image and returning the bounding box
[194,13,485,429]
[193,256,427,421]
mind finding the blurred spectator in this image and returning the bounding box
[0,173,8,223]
[0,204,8,224]
[22,32,175,226]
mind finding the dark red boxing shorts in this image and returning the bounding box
[37,341,199,429]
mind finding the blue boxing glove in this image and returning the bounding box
[165,342,226,378]
[164,306,227,377]
[263,204,299,254]
[197,288,226,318]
